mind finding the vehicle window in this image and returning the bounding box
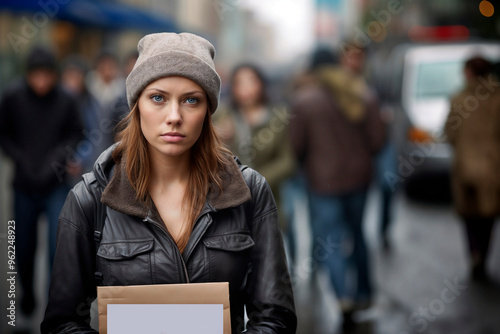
[415,61,464,100]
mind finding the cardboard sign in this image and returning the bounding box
[98,282,231,334]
[107,304,223,333]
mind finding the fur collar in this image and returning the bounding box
[100,155,252,218]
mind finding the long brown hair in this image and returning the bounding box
[113,101,232,252]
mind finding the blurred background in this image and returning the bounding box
[1,0,500,333]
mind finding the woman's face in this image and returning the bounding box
[232,67,263,108]
[138,76,208,159]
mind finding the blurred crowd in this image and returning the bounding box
[1,37,499,334]
[0,45,138,317]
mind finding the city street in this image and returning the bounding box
[293,188,500,334]
[1,1,499,334]
[1,176,500,333]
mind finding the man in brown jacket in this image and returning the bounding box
[445,56,500,281]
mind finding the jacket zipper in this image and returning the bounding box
[183,206,213,263]
[144,217,191,283]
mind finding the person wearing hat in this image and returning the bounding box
[41,33,296,333]
[0,46,83,316]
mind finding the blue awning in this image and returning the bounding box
[0,0,177,32]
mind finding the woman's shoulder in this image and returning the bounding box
[65,172,101,213]
[216,154,268,195]
[55,176,101,241]
[236,163,277,216]
[232,159,272,198]
[61,145,117,225]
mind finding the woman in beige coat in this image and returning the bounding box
[445,56,500,281]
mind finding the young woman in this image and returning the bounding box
[215,64,296,230]
[41,32,296,334]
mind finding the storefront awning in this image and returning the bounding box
[0,0,177,32]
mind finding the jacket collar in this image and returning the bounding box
[100,152,252,218]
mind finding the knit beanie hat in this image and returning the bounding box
[126,32,221,114]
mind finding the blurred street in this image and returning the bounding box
[2,171,500,333]
[290,186,500,334]
[0,1,499,333]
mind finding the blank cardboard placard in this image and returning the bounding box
[107,304,223,333]
[98,282,231,334]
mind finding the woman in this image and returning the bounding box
[217,64,295,198]
[216,64,296,257]
[41,33,296,334]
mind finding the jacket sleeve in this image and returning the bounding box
[41,181,98,334]
[0,87,23,163]
[40,94,84,182]
[243,169,297,333]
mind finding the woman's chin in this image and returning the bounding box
[160,147,190,158]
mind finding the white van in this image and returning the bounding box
[373,41,500,198]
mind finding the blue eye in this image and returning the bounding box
[186,97,198,104]
[151,94,164,103]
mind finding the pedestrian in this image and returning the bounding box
[445,56,500,282]
[41,32,296,334]
[86,50,124,110]
[290,44,385,330]
[61,56,101,180]
[0,46,83,316]
[215,63,296,261]
[86,50,129,159]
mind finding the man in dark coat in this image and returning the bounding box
[0,46,83,315]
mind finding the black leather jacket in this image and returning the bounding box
[41,146,296,333]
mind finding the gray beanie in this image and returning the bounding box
[126,32,221,114]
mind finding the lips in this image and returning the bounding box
[160,132,185,143]
[162,131,184,137]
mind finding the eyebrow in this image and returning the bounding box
[144,88,168,94]
[143,88,205,96]
[183,90,205,96]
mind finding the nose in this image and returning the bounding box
[165,101,182,126]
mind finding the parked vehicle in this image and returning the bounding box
[371,40,500,200]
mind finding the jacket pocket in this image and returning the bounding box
[202,233,254,288]
[203,233,255,252]
[97,238,154,285]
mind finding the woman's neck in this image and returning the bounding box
[240,103,263,114]
[148,148,191,192]
[240,104,266,126]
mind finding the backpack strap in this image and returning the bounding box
[82,172,106,285]
[234,157,253,227]
[233,155,248,172]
